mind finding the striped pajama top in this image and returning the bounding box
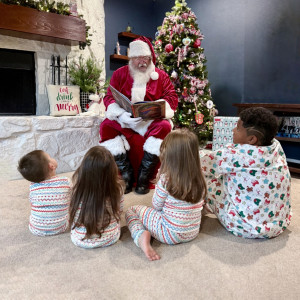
[70,196,124,248]
[29,176,71,236]
[153,174,204,233]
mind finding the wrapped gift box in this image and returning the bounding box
[212,116,239,150]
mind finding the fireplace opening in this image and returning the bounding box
[0,48,36,115]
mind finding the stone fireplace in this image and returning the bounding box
[0,2,106,181]
[0,48,36,115]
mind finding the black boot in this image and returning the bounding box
[114,153,134,194]
[135,151,160,195]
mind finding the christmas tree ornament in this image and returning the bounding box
[193,39,201,48]
[155,40,162,46]
[188,64,195,71]
[171,70,178,79]
[195,112,204,124]
[182,37,191,46]
[182,87,188,97]
[165,43,174,53]
[206,100,213,109]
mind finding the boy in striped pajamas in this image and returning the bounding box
[126,129,207,261]
[18,150,71,236]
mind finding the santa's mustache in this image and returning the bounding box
[138,63,147,67]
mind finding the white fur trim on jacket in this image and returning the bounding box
[99,135,128,156]
[163,100,175,119]
[105,102,126,121]
[130,119,153,136]
[143,136,163,156]
[128,40,151,58]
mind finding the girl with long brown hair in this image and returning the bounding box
[69,146,124,248]
[126,128,207,260]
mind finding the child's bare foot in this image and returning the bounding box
[139,231,160,261]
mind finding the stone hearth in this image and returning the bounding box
[0,115,102,181]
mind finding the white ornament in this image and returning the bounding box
[206,100,213,109]
[171,70,178,79]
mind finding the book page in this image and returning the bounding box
[132,101,165,120]
[109,84,133,114]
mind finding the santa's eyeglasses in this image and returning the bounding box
[132,56,151,61]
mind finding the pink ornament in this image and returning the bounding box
[165,43,174,53]
[193,39,201,48]
[155,39,162,46]
[188,64,195,71]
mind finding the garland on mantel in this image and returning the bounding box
[0,0,91,49]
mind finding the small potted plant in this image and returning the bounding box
[68,55,109,111]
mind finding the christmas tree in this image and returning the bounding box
[154,0,216,144]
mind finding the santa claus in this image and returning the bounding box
[99,36,178,194]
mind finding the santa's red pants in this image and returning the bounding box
[99,118,172,182]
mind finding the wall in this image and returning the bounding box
[104,0,300,116]
[244,0,300,104]
[104,0,159,79]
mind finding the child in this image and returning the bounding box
[17,150,71,236]
[126,129,207,261]
[69,146,124,248]
[200,107,292,238]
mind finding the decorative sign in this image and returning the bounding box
[47,85,81,116]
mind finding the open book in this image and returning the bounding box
[109,84,165,120]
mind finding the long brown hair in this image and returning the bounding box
[158,128,207,203]
[69,146,124,239]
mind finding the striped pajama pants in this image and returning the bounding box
[125,205,199,247]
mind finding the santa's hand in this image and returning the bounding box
[118,111,142,127]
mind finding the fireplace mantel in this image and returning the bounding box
[0,3,86,45]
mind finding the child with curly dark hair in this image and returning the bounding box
[200,107,292,238]
[69,146,124,248]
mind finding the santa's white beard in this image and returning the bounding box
[129,60,155,86]
[129,60,155,103]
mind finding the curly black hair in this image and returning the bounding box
[239,107,279,146]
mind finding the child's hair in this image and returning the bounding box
[17,150,49,183]
[239,107,279,146]
[158,128,207,204]
[69,146,124,239]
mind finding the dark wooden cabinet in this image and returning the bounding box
[233,103,300,174]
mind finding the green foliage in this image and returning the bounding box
[68,55,109,95]
[154,0,216,144]
[0,0,91,49]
